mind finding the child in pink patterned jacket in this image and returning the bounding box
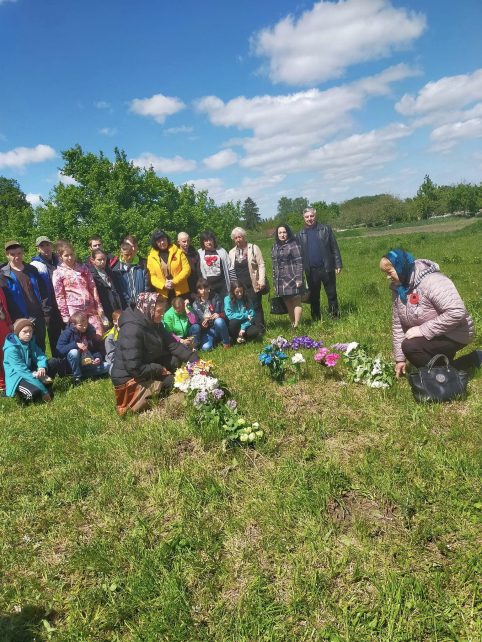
[52,241,107,337]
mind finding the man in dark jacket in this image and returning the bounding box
[1,240,50,350]
[31,236,63,355]
[296,207,342,320]
[111,241,149,309]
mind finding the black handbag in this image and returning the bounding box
[269,295,288,315]
[408,354,469,402]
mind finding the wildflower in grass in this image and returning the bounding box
[345,341,359,355]
[212,388,224,400]
[227,399,237,411]
[332,342,349,352]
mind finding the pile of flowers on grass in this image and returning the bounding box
[337,342,395,389]
[260,336,394,388]
[174,360,263,446]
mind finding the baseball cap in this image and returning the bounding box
[35,236,52,246]
[4,240,23,251]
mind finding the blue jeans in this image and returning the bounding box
[200,318,230,351]
[188,324,202,349]
[67,349,110,379]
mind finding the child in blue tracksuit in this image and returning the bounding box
[224,281,261,343]
[3,318,59,402]
[56,311,109,384]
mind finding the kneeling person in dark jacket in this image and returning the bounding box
[56,311,109,384]
[111,293,198,415]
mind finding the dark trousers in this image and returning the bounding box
[246,287,265,330]
[401,335,463,368]
[33,316,47,352]
[306,267,338,319]
[16,358,61,402]
[47,308,64,357]
[227,319,262,341]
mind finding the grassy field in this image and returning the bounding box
[1,222,481,641]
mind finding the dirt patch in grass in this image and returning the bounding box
[327,490,399,532]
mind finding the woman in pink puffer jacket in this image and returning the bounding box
[380,249,480,377]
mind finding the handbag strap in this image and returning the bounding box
[426,354,449,370]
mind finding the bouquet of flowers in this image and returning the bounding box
[290,352,306,382]
[258,344,288,383]
[314,347,341,368]
[290,335,324,350]
[174,360,263,446]
[339,342,395,389]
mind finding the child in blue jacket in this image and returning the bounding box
[224,281,262,343]
[56,311,109,384]
[3,318,58,402]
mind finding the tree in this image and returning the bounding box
[276,196,309,221]
[242,197,261,230]
[38,146,242,257]
[0,177,34,251]
[415,175,438,219]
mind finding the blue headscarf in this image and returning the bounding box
[384,249,415,304]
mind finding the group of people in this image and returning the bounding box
[1,206,480,412]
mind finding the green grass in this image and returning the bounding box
[1,223,481,641]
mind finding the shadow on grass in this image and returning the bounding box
[0,605,57,642]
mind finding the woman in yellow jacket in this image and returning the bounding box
[147,230,191,300]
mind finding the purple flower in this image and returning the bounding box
[227,399,237,410]
[332,342,349,352]
[290,335,324,350]
[212,388,224,400]
[194,390,209,406]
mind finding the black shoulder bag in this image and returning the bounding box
[408,354,469,402]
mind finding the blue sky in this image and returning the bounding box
[1,0,482,217]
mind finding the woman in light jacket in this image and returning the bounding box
[380,249,480,376]
[147,230,191,302]
[229,227,266,328]
[198,230,236,299]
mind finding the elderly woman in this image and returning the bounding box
[272,225,303,329]
[110,293,198,415]
[380,249,480,377]
[229,226,267,327]
[198,230,236,299]
[147,230,191,302]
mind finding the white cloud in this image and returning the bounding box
[26,193,43,207]
[430,118,482,151]
[252,0,426,85]
[129,93,185,124]
[57,170,79,186]
[99,127,117,136]
[131,153,196,173]
[197,65,418,172]
[0,144,56,169]
[203,148,239,170]
[94,100,111,110]
[164,125,194,134]
[396,68,482,116]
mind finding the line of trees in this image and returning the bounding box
[263,175,482,230]
[2,145,481,258]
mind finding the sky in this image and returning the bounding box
[1,0,482,217]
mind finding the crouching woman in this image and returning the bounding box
[3,318,60,402]
[111,293,198,415]
[380,249,479,377]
